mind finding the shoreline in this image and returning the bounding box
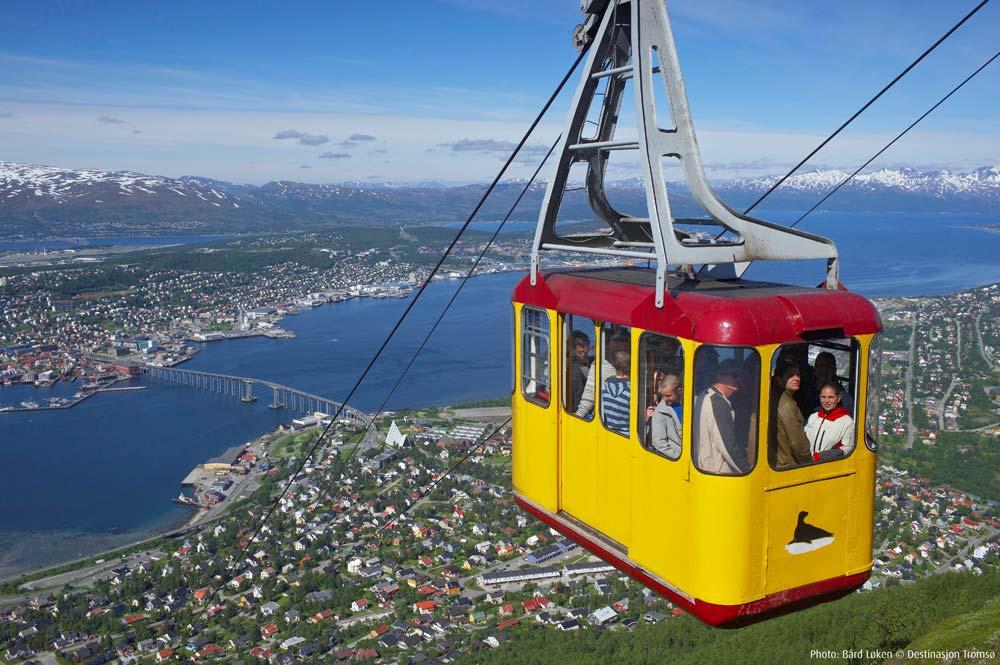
[0,426,282,587]
[4,272,999,587]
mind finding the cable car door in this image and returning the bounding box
[629,333,691,579]
[595,322,634,545]
[559,316,599,528]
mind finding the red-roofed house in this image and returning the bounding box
[369,624,391,639]
[197,643,222,659]
[309,609,335,624]
[261,623,279,639]
[414,600,438,615]
[249,647,272,659]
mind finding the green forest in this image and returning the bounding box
[883,432,1000,502]
[458,570,1000,665]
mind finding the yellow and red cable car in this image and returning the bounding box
[512,270,882,626]
[511,0,884,626]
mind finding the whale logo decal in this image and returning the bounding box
[785,511,835,555]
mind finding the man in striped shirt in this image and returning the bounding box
[602,350,631,437]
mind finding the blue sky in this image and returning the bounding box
[0,0,997,184]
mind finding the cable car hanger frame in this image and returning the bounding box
[529,0,840,308]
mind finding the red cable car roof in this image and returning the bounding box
[513,268,882,346]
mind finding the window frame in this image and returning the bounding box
[865,333,882,451]
[561,313,597,422]
[598,322,633,439]
[691,343,762,478]
[768,338,861,472]
[520,306,552,408]
[637,331,685,461]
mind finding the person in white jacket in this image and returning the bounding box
[804,382,855,461]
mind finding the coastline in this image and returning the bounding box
[3,270,999,589]
[0,426,281,586]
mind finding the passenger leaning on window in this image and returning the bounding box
[774,364,812,469]
[601,350,631,436]
[646,373,682,459]
[804,382,855,461]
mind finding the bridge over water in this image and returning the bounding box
[143,365,372,427]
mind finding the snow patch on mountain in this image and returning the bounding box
[0,161,241,208]
[718,166,1000,198]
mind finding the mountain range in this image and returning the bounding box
[2,160,998,238]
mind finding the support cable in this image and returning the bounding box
[789,48,1000,229]
[363,136,560,444]
[332,139,558,554]
[743,0,992,215]
[195,52,585,613]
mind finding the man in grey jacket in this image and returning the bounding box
[646,373,682,459]
[694,361,749,475]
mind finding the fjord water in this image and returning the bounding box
[1,212,998,576]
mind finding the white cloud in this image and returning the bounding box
[1,100,996,185]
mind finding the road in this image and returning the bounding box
[975,312,997,372]
[443,407,512,422]
[933,526,1000,575]
[905,314,917,449]
[344,608,397,647]
[955,319,963,372]
[937,377,959,432]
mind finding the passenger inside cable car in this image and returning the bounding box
[769,338,860,470]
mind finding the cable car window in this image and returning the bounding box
[692,345,759,476]
[599,323,632,437]
[563,315,597,421]
[769,339,859,470]
[521,307,551,407]
[865,334,883,451]
[638,333,684,460]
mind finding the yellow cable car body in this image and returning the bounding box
[511,269,882,626]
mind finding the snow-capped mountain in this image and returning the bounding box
[0,161,245,211]
[1,160,998,238]
[716,166,1000,199]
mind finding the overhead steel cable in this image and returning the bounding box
[789,48,1000,229]
[743,0,992,216]
[791,46,1000,228]
[362,137,560,438]
[195,52,585,613]
[323,142,560,551]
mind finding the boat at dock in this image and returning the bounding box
[173,493,203,508]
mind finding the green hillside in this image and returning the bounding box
[460,571,1000,665]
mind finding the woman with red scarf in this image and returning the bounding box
[804,382,855,461]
